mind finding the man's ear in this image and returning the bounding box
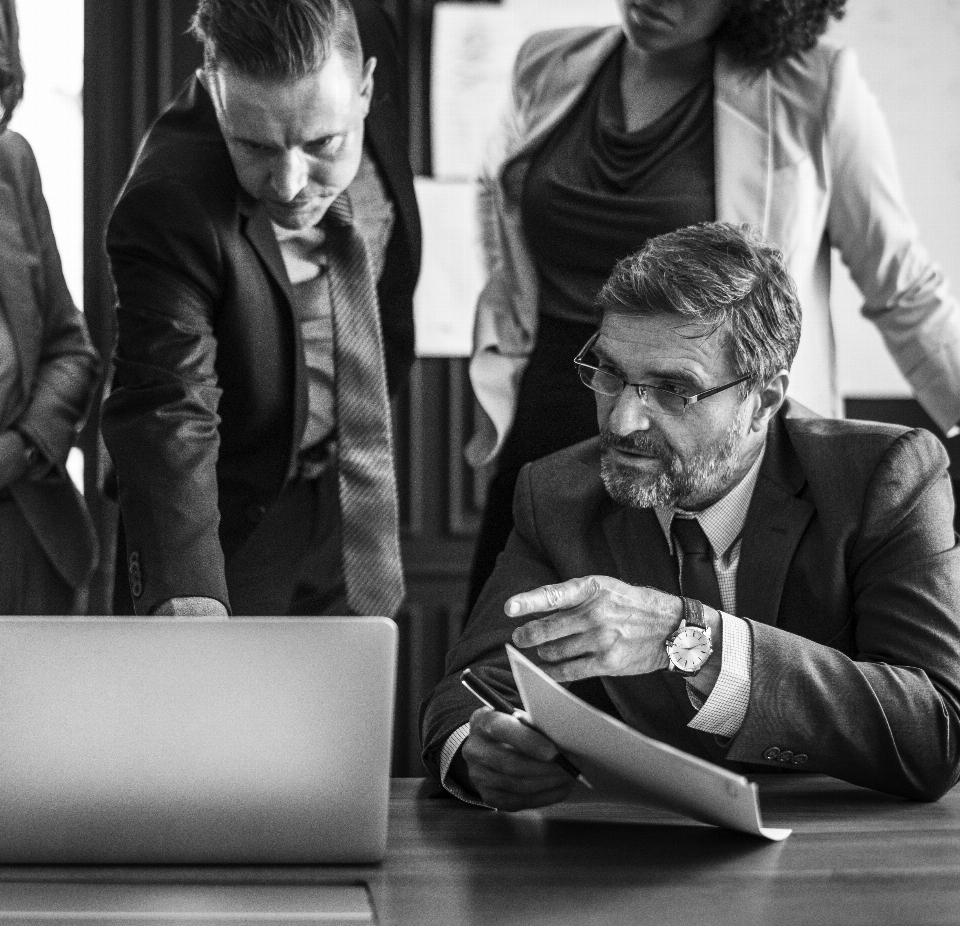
[359,56,376,114]
[750,370,789,432]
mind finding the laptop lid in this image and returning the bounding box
[0,616,397,864]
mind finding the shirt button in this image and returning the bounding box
[792,753,809,766]
[763,747,781,761]
[777,750,794,763]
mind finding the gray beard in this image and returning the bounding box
[599,416,744,510]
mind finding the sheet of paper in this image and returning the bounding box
[413,177,483,357]
[430,1,621,180]
[508,645,791,841]
[430,4,516,181]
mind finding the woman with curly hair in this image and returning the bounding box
[465,0,960,608]
[0,0,100,612]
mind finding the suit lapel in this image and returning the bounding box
[0,177,40,398]
[736,415,813,627]
[714,49,772,236]
[239,198,308,474]
[364,97,419,270]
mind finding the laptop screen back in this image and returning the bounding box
[0,616,396,864]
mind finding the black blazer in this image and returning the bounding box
[421,401,960,801]
[0,130,100,602]
[102,0,421,615]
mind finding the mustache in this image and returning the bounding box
[600,429,672,457]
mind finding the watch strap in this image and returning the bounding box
[682,595,706,630]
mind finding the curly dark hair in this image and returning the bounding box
[0,0,24,130]
[719,0,848,69]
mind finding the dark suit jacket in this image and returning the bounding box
[0,130,100,604]
[101,0,421,615]
[421,401,960,801]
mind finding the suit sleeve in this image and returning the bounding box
[826,47,960,434]
[12,136,100,466]
[729,428,960,800]
[420,462,558,780]
[101,177,228,615]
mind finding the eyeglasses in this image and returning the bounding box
[573,331,752,418]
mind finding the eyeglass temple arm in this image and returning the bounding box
[686,373,752,404]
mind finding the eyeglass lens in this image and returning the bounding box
[577,365,686,416]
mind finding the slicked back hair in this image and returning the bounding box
[597,222,802,394]
[0,0,24,130]
[189,0,363,82]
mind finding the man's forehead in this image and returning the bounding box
[597,312,730,366]
[210,53,361,124]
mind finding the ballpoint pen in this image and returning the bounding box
[460,668,592,788]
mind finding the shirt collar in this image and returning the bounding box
[654,440,766,559]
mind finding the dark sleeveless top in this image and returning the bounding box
[521,40,716,325]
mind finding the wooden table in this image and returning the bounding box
[1,776,958,925]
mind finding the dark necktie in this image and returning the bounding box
[670,516,723,612]
[323,192,405,617]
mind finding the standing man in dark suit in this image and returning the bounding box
[102,0,421,617]
[421,222,960,807]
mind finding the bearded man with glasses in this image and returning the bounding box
[420,221,960,810]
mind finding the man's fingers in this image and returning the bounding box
[470,707,559,763]
[538,654,602,685]
[467,753,573,792]
[532,626,610,665]
[512,610,593,649]
[463,709,578,812]
[464,739,569,783]
[505,577,601,623]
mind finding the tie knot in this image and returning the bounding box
[324,191,354,228]
[671,516,712,557]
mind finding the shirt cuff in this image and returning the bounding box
[686,612,752,738]
[439,722,490,807]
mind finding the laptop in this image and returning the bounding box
[0,615,397,865]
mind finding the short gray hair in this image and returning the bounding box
[189,0,363,81]
[597,222,802,391]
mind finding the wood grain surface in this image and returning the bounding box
[0,776,957,925]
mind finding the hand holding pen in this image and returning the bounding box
[461,668,591,790]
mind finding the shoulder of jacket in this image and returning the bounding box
[525,437,603,492]
[762,38,855,102]
[784,412,944,476]
[515,25,618,82]
[118,131,237,230]
[0,128,37,179]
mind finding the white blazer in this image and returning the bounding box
[467,26,960,466]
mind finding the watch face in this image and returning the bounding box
[666,626,712,673]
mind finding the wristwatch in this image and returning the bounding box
[664,597,713,677]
